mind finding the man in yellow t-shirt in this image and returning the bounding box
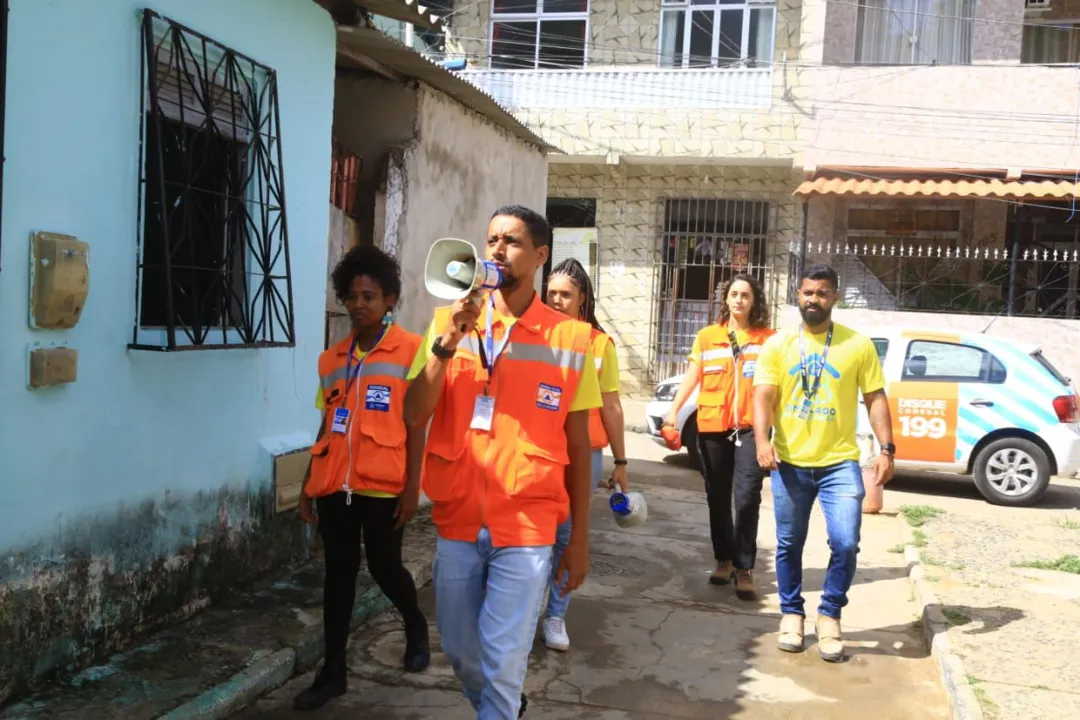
[752,264,895,664]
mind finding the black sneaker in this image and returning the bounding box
[519,692,528,717]
[292,665,347,711]
[403,617,431,673]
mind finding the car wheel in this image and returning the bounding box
[682,414,701,471]
[972,437,1051,507]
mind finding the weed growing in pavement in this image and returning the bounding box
[887,544,905,554]
[1054,516,1080,530]
[942,607,972,626]
[1015,555,1080,574]
[912,529,928,547]
[899,505,945,527]
[922,555,944,566]
[1034,684,1050,691]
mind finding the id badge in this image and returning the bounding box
[470,395,495,432]
[331,407,350,433]
[797,398,812,420]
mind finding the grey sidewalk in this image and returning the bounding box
[237,437,949,719]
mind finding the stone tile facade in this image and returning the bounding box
[550,163,802,393]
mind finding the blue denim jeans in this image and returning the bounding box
[544,448,603,620]
[434,527,552,719]
[771,459,865,620]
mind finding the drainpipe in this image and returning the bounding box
[1006,203,1023,316]
[797,198,809,301]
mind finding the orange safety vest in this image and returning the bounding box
[588,329,612,450]
[695,324,776,433]
[305,323,421,499]
[421,294,593,548]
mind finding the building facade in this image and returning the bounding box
[0,0,336,703]
[440,0,1080,393]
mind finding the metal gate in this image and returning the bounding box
[650,198,774,382]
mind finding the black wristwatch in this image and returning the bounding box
[613,459,628,466]
[881,442,896,457]
[431,335,455,360]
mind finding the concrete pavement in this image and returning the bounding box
[236,435,948,719]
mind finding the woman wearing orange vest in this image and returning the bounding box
[662,273,775,601]
[294,245,429,711]
[541,257,628,652]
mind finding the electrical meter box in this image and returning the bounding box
[30,231,89,330]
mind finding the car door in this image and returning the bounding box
[856,337,892,449]
[888,339,1004,468]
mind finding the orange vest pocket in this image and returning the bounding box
[421,445,467,503]
[510,442,565,500]
[306,436,347,498]
[356,420,407,488]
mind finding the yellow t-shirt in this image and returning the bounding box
[688,327,751,364]
[598,337,620,394]
[408,314,602,412]
[314,347,397,499]
[753,323,885,468]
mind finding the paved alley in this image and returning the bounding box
[237,435,948,719]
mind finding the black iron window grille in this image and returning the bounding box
[131,10,295,350]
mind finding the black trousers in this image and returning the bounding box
[697,429,767,570]
[316,492,423,670]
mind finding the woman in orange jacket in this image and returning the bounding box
[542,257,628,652]
[294,245,428,711]
[663,273,775,601]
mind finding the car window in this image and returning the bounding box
[902,340,1007,384]
[871,339,889,365]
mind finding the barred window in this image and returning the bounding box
[131,10,295,350]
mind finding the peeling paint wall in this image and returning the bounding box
[388,84,549,335]
[0,0,335,705]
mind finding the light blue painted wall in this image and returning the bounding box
[0,0,335,551]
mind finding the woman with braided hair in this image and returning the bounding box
[540,258,629,652]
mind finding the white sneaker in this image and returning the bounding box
[543,617,570,651]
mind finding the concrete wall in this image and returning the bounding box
[0,0,335,702]
[776,306,1080,394]
[549,163,801,395]
[386,84,549,335]
[803,65,1080,170]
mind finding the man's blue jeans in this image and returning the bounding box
[434,527,552,719]
[544,448,602,620]
[771,459,865,620]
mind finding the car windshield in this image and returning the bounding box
[1031,350,1071,387]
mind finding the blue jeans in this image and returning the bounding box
[544,448,602,620]
[771,459,864,620]
[434,527,552,719]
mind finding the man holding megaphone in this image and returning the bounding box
[405,205,601,719]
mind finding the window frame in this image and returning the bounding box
[854,0,974,66]
[902,340,1007,384]
[1021,19,1080,65]
[489,0,591,69]
[657,0,777,69]
[132,10,296,352]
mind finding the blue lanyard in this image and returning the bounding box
[481,295,512,391]
[344,322,389,396]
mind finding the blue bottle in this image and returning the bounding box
[609,490,648,528]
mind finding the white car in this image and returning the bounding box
[645,326,1080,507]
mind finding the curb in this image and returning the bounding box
[897,518,984,720]
[158,537,435,719]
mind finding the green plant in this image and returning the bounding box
[1015,555,1080,574]
[887,544,905,554]
[922,555,944,566]
[899,505,945,527]
[912,529,928,547]
[1054,516,1080,531]
[942,607,971,626]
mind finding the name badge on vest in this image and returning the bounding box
[365,384,391,412]
[742,360,756,378]
[471,395,495,432]
[331,407,350,433]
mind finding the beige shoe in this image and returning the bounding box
[734,569,756,601]
[709,561,734,586]
[815,616,845,662]
[777,614,805,653]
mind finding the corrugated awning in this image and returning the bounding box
[356,0,442,29]
[794,176,1080,200]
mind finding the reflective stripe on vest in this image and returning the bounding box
[307,324,420,499]
[420,298,594,548]
[696,325,774,433]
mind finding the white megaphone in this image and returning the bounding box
[424,237,503,305]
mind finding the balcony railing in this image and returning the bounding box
[456,66,772,111]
